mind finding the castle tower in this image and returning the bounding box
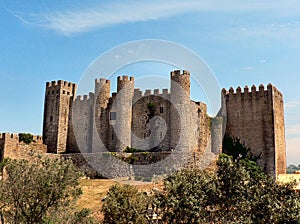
[170,70,191,151]
[113,76,134,151]
[223,84,286,177]
[43,80,76,153]
[94,78,111,152]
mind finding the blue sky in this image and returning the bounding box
[0,0,299,164]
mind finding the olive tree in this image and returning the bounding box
[0,157,83,224]
[102,184,148,224]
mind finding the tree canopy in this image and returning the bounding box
[0,157,94,224]
[103,154,300,224]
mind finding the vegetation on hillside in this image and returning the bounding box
[0,134,299,223]
[102,184,148,224]
[102,154,300,223]
[0,157,95,224]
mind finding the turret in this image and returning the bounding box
[93,78,111,152]
[95,78,110,109]
[113,76,134,151]
[170,70,190,101]
[170,70,191,151]
[43,80,76,153]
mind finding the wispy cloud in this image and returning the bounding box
[285,100,300,109]
[3,0,300,35]
[238,22,300,40]
[241,66,253,71]
[3,1,209,35]
[259,59,267,63]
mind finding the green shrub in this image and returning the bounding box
[124,146,142,153]
[135,176,143,181]
[126,155,139,164]
[147,102,155,111]
[18,133,34,144]
[102,184,148,224]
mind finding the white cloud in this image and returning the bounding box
[4,0,300,35]
[259,59,267,63]
[236,22,300,42]
[241,66,253,71]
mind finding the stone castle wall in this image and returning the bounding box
[0,133,47,160]
[273,86,287,176]
[38,69,287,178]
[223,84,286,177]
[131,89,171,151]
[60,151,217,179]
[66,70,211,155]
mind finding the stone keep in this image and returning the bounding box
[42,80,76,153]
[222,84,286,177]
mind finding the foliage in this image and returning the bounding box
[155,169,217,223]
[18,133,34,144]
[124,146,143,153]
[153,154,300,224]
[125,155,139,164]
[102,184,148,224]
[0,157,83,223]
[0,158,9,175]
[222,135,262,162]
[42,208,96,224]
[147,102,155,111]
[101,154,300,223]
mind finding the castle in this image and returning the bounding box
[0,70,287,177]
[43,70,210,155]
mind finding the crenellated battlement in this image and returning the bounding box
[133,88,170,98]
[0,133,19,140]
[46,80,76,89]
[32,135,43,143]
[117,75,134,93]
[95,78,110,84]
[74,92,95,102]
[45,80,76,98]
[117,76,134,81]
[145,89,151,95]
[134,89,143,98]
[0,133,43,143]
[170,69,190,77]
[222,83,282,99]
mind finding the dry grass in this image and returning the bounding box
[75,178,163,221]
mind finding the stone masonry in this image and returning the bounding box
[0,133,46,160]
[0,69,286,179]
[54,70,212,156]
[42,81,76,153]
[222,84,286,177]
